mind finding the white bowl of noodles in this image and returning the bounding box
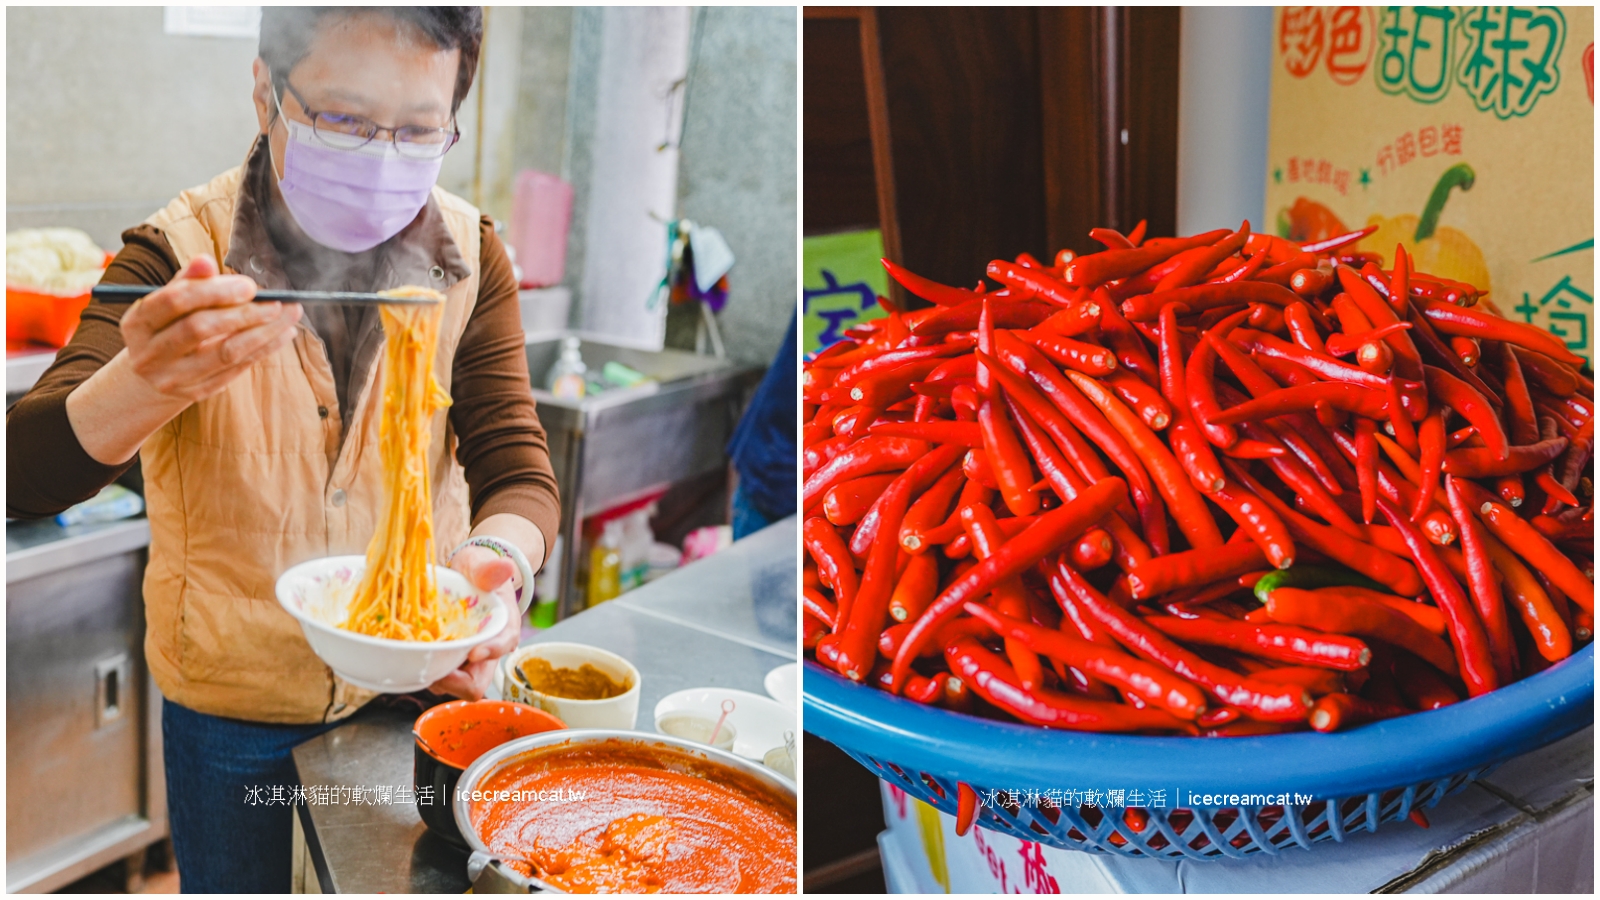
[276,555,508,693]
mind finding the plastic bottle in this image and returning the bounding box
[546,335,587,399]
[619,505,654,592]
[530,534,562,628]
[586,520,623,607]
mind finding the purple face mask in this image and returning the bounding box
[273,94,444,254]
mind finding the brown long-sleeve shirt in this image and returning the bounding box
[7,150,560,556]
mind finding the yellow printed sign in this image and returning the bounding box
[1267,6,1593,365]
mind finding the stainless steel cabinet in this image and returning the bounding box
[6,518,166,893]
[524,337,762,618]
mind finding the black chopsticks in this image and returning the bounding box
[91,284,442,305]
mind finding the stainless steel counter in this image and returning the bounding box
[290,517,797,893]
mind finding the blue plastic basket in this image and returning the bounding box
[804,643,1592,860]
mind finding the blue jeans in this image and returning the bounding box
[731,483,776,541]
[162,699,347,893]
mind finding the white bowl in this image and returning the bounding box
[498,642,641,729]
[275,554,506,693]
[764,662,799,712]
[653,688,796,761]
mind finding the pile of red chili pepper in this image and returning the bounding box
[803,221,1593,738]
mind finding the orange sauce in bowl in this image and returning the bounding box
[469,742,796,893]
[415,700,565,770]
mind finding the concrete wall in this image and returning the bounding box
[1176,6,1273,236]
[672,6,798,366]
[6,6,261,250]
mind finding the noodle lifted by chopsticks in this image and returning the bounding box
[341,287,471,641]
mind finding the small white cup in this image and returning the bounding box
[498,642,641,729]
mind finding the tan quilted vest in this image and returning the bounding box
[141,165,479,724]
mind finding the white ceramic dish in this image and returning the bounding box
[764,662,799,712]
[498,642,641,729]
[653,688,796,761]
[275,554,504,693]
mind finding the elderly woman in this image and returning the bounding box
[6,7,559,892]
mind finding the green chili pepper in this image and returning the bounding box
[1253,565,1386,605]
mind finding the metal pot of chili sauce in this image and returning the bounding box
[453,730,798,893]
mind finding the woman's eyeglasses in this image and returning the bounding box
[276,79,459,160]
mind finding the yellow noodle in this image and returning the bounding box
[340,287,472,641]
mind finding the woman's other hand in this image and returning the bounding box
[428,545,520,700]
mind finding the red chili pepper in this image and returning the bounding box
[1209,480,1295,569]
[1389,650,1461,710]
[1510,346,1581,397]
[945,637,1196,733]
[909,297,1056,338]
[955,782,980,836]
[1251,666,1346,697]
[1064,228,1231,287]
[1143,615,1370,671]
[963,602,1210,719]
[1124,541,1269,600]
[978,396,1040,518]
[1499,342,1542,445]
[1324,321,1414,358]
[1187,309,1254,447]
[823,473,897,526]
[1420,300,1587,367]
[1151,224,1250,292]
[1263,586,1458,677]
[1446,474,1516,682]
[803,517,859,628]
[1338,265,1426,385]
[1121,280,1298,322]
[1465,488,1594,613]
[1090,227,1134,250]
[1300,225,1378,254]
[1493,548,1575,662]
[990,336,1169,552]
[891,478,1129,690]
[1033,297,1104,338]
[803,585,838,631]
[850,444,966,558]
[959,503,1046,690]
[987,260,1079,306]
[888,551,941,623]
[1376,494,1498,696]
[881,257,981,307]
[1104,368,1173,430]
[1449,336,1481,367]
[1028,331,1119,375]
[1008,397,1151,570]
[1412,411,1445,523]
[868,419,984,447]
[834,477,915,680]
[803,436,931,512]
[1442,436,1567,478]
[1209,382,1389,426]
[1353,417,1379,524]
[1070,527,1114,570]
[899,465,968,553]
[1225,460,1425,595]
[1425,366,1509,460]
[1067,369,1223,551]
[1308,693,1411,732]
[1058,562,1311,722]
